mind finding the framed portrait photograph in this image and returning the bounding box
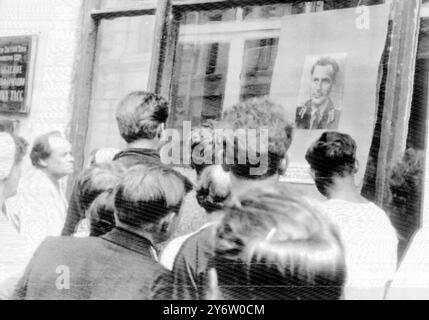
[295,53,347,130]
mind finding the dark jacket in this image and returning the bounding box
[61,148,161,236]
[166,224,215,300]
[13,227,169,300]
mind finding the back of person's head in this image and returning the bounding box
[78,162,125,211]
[115,91,169,143]
[196,165,231,214]
[29,131,62,168]
[77,162,125,236]
[220,97,293,180]
[0,132,28,198]
[305,131,357,197]
[114,164,193,241]
[209,185,345,300]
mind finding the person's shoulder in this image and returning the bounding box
[176,224,215,259]
[37,236,102,255]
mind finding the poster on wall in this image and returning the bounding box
[0,35,37,114]
[270,4,390,186]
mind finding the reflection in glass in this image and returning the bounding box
[240,38,279,101]
[170,42,230,130]
[85,15,155,164]
[179,8,236,25]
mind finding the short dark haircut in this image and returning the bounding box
[311,57,340,82]
[30,131,62,168]
[115,91,169,143]
[305,131,357,196]
[211,184,345,300]
[77,162,125,212]
[196,165,230,213]
[114,164,193,228]
[220,97,293,180]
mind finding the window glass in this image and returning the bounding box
[243,4,292,19]
[179,8,237,25]
[85,15,155,165]
[169,1,384,131]
[169,42,230,130]
[240,38,279,101]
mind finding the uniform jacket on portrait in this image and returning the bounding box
[295,99,341,130]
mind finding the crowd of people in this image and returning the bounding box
[0,91,425,299]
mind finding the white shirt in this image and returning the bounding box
[321,199,398,300]
[0,212,32,299]
[6,169,68,253]
[160,223,213,270]
[386,228,429,300]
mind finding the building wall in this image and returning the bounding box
[0,0,84,173]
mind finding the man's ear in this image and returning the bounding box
[309,168,316,180]
[278,155,288,175]
[353,159,359,174]
[38,159,48,168]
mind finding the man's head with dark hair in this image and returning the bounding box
[310,57,339,107]
[78,162,125,212]
[305,131,357,197]
[114,164,193,244]
[115,91,169,144]
[311,57,340,82]
[77,162,125,237]
[220,97,293,181]
[30,131,74,180]
[208,184,345,300]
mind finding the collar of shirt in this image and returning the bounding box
[113,148,160,162]
[101,227,158,260]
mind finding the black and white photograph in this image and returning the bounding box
[295,53,346,130]
[0,0,428,309]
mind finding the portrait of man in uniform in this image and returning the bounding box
[295,56,342,130]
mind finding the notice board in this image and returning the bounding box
[0,35,37,114]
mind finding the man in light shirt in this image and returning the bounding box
[7,131,74,252]
[305,131,398,299]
